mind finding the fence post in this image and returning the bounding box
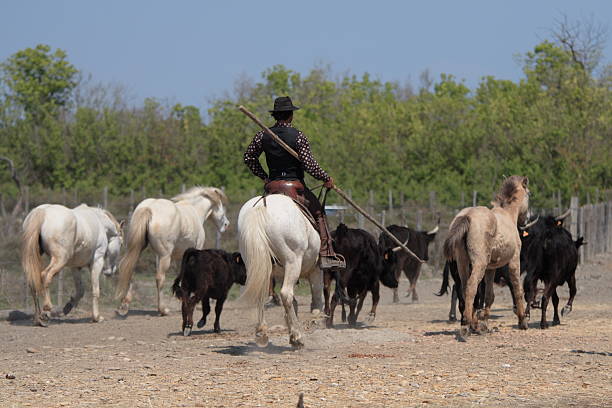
[73,187,78,205]
[103,186,109,209]
[381,210,386,227]
[570,196,579,239]
[472,191,478,207]
[388,190,393,212]
[416,210,423,231]
[181,184,186,193]
[579,205,586,264]
[0,193,5,217]
[461,191,465,208]
[129,189,135,211]
[429,191,436,215]
[357,213,364,229]
[24,186,30,214]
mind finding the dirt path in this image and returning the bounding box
[1,255,611,407]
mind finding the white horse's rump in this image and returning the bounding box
[116,186,229,316]
[238,194,323,348]
[21,204,123,326]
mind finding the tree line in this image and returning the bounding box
[0,24,610,210]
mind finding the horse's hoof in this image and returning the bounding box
[159,308,170,316]
[325,318,334,329]
[92,315,104,323]
[392,295,400,304]
[255,332,269,348]
[290,335,304,350]
[183,326,192,337]
[34,317,48,327]
[552,319,560,326]
[115,304,129,317]
[478,322,490,333]
[41,310,52,321]
[458,326,469,341]
[366,313,376,323]
[449,315,457,322]
[519,318,529,330]
[540,322,549,330]
[561,305,572,316]
[196,319,205,329]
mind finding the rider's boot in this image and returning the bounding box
[316,213,346,269]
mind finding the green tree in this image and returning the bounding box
[1,44,78,123]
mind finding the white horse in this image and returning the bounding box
[115,186,229,316]
[21,204,124,326]
[239,194,324,349]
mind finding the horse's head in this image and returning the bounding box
[494,176,530,225]
[202,188,230,233]
[103,218,125,276]
[517,176,530,225]
[211,201,230,233]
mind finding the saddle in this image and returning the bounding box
[260,180,318,231]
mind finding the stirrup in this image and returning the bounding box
[319,254,346,269]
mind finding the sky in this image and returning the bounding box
[1,1,610,109]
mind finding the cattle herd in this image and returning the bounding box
[19,181,585,344]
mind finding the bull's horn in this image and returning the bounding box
[426,225,439,235]
[519,216,539,230]
[391,237,410,252]
[555,209,571,221]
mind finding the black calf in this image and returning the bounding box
[172,248,246,336]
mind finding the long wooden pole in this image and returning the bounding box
[238,105,425,264]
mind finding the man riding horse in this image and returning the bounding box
[243,96,345,270]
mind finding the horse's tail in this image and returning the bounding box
[115,207,152,299]
[443,215,470,261]
[173,248,198,299]
[21,209,45,295]
[436,261,452,296]
[239,205,274,309]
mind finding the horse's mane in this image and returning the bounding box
[102,209,122,234]
[493,175,526,208]
[171,186,228,207]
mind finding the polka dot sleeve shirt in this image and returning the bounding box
[243,123,330,182]
[296,131,330,182]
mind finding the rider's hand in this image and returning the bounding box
[324,177,335,189]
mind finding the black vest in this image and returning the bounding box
[262,125,304,181]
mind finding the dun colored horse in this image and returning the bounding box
[443,176,530,338]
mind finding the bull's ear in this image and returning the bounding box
[234,253,243,264]
[119,219,126,230]
[383,250,389,260]
[522,231,529,237]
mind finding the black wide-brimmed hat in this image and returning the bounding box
[269,96,300,112]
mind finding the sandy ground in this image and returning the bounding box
[1,254,611,408]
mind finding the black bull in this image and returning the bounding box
[324,224,398,328]
[378,224,438,303]
[522,216,585,329]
